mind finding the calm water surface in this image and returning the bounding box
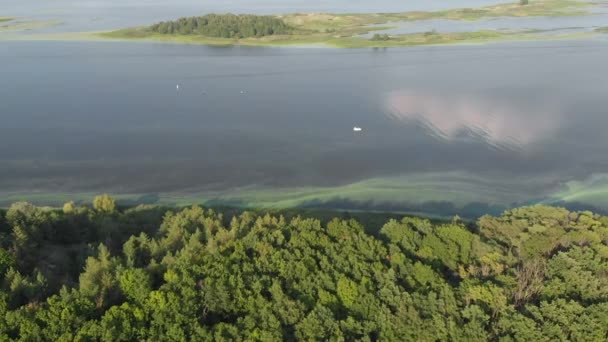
[0,40,608,214]
[2,1,608,214]
[1,39,608,214]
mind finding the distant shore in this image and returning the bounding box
[0,17,62,33]
[96,29,595,48]
[98,0,597,48]
[2,0,606,48]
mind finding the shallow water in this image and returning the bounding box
[361,13,608,37]
[1,39,608,214]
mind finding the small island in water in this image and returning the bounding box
[98,0,604,48]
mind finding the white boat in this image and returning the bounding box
[353,127,362,132]
[176,84,180,90]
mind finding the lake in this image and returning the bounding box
[1,38,608,216]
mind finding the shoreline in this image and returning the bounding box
[2,0,604,48]
[97,0,597,48]
[0,28,600,49]
[5,172,608,217]
[0,18,62,32]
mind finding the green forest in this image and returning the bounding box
[149,14,292,38]
[1,196,608,341]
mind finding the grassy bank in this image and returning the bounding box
[279,0,590,30]
[0,31,103,41]
[328,29,592,48]
[99,27,593,48]
[0,17,14,23]
[97,0,593,48]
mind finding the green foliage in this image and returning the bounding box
[0,202,607,340]
[0,248,14,280]
[62,201,76,214]
[542,246,608,303]
[119,268,151,304]
[477,205,595,259]
[79,244,119,308]
[123,233,152,268]
[150,14,292,38]
[370,33,390,41]
[336,276,359,308]
[3,268,47,308]
[93,194,116,214]
[35,287,96,340]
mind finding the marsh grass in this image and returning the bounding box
[98,26,593,48]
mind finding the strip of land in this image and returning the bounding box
[0,18,61,32]
[1,1,603,47]
[97,0,596,47]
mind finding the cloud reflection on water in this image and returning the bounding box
[386,89,562,149]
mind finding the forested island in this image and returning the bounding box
[1,196,608,340]
[149,14,292,38]
[99,0,598,48]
